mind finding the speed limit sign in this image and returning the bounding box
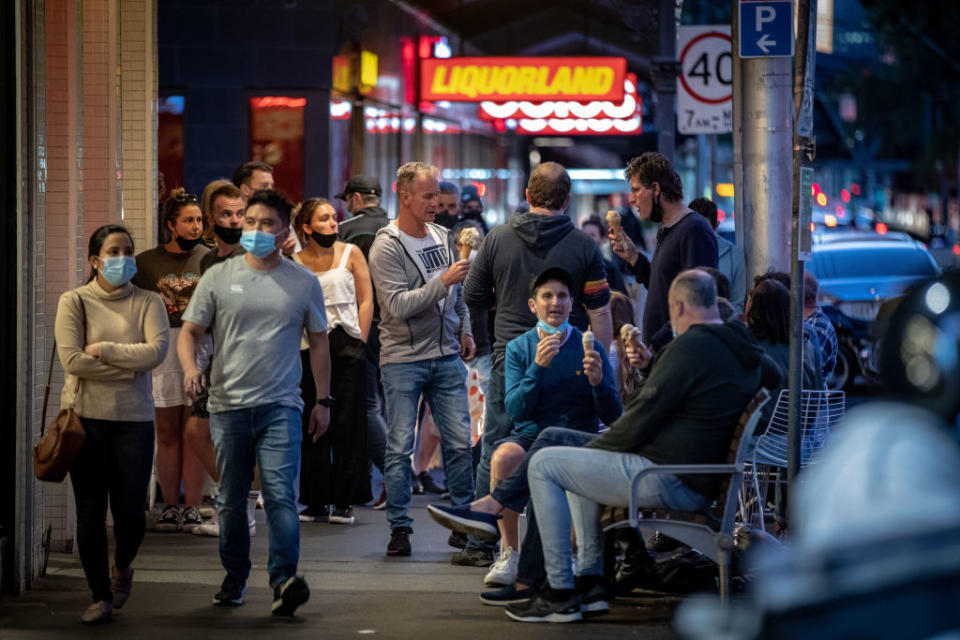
[677,25,732,134]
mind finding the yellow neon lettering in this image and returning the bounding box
[518,67,537,95]
[592,67,614,94]
[550,66,571,94]
[496,67,517,95]
[535,66,550,94]
[431,67,451,95]
[459,65,479,98]
[570,67,587,95]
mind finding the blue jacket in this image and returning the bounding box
[504,325,622,439]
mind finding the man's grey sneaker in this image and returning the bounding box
[155,504,182,532]
[181,506,203,533]
[418,471,446,494]
[110,566,134,609]
[447,531,468,549]
[480,583,535,606]
[299,506,330,523]
[272,575,310,616]
[387,527,412,556]
[505,586,582,623]
[80,600,112,624]
[450,547,495,567]
[576,574,611,617]
[427,503,500,539]
[329,506,355,524]
[213,574,247,607]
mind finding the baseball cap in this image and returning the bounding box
[334,175,383,200]
[460,184,482,205]
[530,266,573,295]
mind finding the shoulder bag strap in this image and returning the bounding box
[39,341,57,436]
[69,292,87,409]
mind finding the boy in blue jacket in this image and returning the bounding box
[433,267,621,588]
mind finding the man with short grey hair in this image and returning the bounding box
[368,161,477,557]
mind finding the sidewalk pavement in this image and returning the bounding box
[0,495,680,639]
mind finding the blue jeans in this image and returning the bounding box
[466,357,512,551]
[381,354,475,530]
[528,446,710,590]
[210,403,302,587]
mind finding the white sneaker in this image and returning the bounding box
[192,514,255,537]
[483,547,519,587]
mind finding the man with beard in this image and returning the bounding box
[608,152,718,344]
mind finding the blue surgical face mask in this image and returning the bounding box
[100,256,137,286]
[240,230,278,258]
[537,319,570,335]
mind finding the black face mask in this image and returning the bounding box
[462,208,483,221]
[175,235,203,251]
[310,232,338,248]
[213,224,243,245]
[433,211,458,229]
[649,193,664,224]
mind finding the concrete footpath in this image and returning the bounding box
[0,495,680,639]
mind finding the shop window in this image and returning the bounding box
[250,96,305,203]
[158,96,184,197]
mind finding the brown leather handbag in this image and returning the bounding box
[33,294,87,482]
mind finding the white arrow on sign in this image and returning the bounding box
[756,33,776,54]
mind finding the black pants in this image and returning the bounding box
[300,327,372,508]
[70,417,154,603]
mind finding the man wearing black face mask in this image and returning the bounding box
[609,152,718,344]
[200,180,246,274]
[436,181,461,229]
[460,185,490,234]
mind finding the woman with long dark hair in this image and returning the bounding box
[56,224,169,623]
[132,188,209,533]
[293,198,374,524]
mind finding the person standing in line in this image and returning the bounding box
[133,189,209,533]
[232,160,298,256]
[368,161,476,557]
[435,181,462,229]
[459,161,613,568]
[56,224,169,623]
[336,175,391,508]
[608,152,719,343]
[688,197,746,311]
[293,197,374,524]
[179,189,329,615]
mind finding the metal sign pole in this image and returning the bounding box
[788,0,817,495]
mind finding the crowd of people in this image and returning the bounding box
[54,151,837,624]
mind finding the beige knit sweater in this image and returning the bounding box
[54,279,170,421]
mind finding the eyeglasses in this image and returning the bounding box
[172,192,199,204]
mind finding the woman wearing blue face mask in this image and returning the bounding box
[132,188,209,535]
[54,224,170,623]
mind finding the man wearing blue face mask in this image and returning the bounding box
[179,189,331,617]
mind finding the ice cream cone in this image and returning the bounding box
[582,330,595,353]
[606,210,621,235]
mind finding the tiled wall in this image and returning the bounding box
[20,0,158,566]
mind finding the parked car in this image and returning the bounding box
[809,235,940,389]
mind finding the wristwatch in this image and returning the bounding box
[316,396,334,408]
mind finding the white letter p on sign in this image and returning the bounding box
[755,6,776,30]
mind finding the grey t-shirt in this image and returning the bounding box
[182,256,327,413]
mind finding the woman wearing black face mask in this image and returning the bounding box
[132,187,209,535]
[293,198,374,524]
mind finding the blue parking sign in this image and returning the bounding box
[739,0,794,58]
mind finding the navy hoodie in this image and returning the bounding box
[464,212,610,364]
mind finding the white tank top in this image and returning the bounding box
[294,244,362,341]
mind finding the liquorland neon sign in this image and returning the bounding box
[420,57,626,102]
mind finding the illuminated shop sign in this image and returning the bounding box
[420,57,626,102]
[478,73,641,136]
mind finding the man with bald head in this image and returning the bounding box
[503,269,778,623]
[459,161,613,567]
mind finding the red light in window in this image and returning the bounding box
[876,222,888,235]
[250,96,306,108]
[391,181,397,193]
[470,181,487,197]
[835,205,845,217]
[851,183,861,196]
[953,243,960,255]
[841,189,850,203]
[402,38,417,105]
[812,182,821,194]
[717,209,726,223]
[419,36,441,59]
[809,222,815,232]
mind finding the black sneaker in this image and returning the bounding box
[329,506,355,525]
[576,574,610,617]
[155,504,182,532]
[450,547,494,567]
[212,574,247,607]
[299,506,330,523]
[480,583,535,606]
[387,527,412,556]
[505,586,582,623]
[411,476,424,495]
[418,471,446,494]
[271,575,310,616]
[447,531,468,549]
